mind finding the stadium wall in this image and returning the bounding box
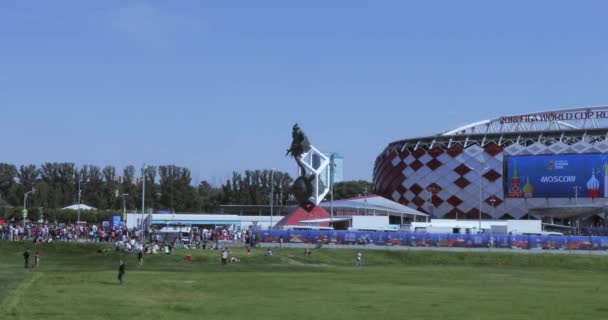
[373,135,608,219]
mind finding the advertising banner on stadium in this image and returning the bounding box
[504,154,608,198]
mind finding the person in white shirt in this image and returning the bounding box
[221,249,229,265]
[355,252,362,267]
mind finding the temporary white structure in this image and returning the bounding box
[319,194,428,218]
[62,204,97,211]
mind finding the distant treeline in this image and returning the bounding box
[0,163,371,218]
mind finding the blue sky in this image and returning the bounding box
[1,0,607,184]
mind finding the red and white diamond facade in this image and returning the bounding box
[373,106,608,219]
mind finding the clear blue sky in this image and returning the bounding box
[2,1,607,185]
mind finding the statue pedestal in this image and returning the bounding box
[275,205,330,228]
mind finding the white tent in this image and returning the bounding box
[62,204,97,211]
[319,194,428,217]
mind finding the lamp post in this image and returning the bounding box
[120,193,129,221]
[141,164,147,240]
[77,177,82,223]
[363,187,368,215]
[330,154,335,228]
[23,188,35,228]
[426,186,437,219]
[572,185,581,205]
[489,196,496,220]
[270,168,274,230]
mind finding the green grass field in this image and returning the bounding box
[1,242,608,320]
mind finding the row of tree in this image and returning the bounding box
[0,162,372,216]
[0,163,192,213]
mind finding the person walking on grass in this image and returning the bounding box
[118,260,126,285]
[34,250,40,268]
[23,250,30,271]
[221,248,228,265]
[355,252,362,267]
[137,250,144,268]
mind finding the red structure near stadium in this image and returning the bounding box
[373,106,608,220]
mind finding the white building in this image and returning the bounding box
[126,213,277,231]
[409,219,542,234]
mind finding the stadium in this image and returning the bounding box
[373,106,608,223]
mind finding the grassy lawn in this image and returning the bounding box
[1,242,607,320]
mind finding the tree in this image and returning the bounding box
[197,180,222,212]
[0,162,296,213]
[18,164,38,191]
[39,163,71,209]
[0,163,18,206]
[82,165,105,209]
[218,170,293,206]
[143,166,157,211]
[332,180,373,200]
[57,162,76,207]
[102,166,118,210]
[159,165,194,212]
[15,164,38,209]
[121,165,137,211]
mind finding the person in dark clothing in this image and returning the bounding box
[137,251,143,267]
[118,260,126,285]
[23,250,30,270]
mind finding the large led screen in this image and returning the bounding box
[505,154,608,198]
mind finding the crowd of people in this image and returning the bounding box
[0,222,260,248]
[0,222,140,243]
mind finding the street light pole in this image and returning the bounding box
[330,154,335,228]
[121,193,129,221]
[77,178,83,223]
[270,168,274,230]
[363,187,368,215]
[479,166,489,232]
[490,197,496,220]
[23,188,35,228]
[426,186,437,219]
[573,185,581,205]
[141,165,147,240]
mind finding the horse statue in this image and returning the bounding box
[286,124,316,206]
[286,124,311,175]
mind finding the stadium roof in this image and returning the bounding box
[441,106,608,136]
[319,194,428,217]
[384,106,608,152]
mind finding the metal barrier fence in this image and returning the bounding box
[254,230,608,251]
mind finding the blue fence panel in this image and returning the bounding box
[528,235,544,250]
[488,234,510,248]
[371,232,388,246]
[253,230,608,251]
[565,236,594,250]
[387,233,405,246]
[538,235,565,250]
[505,234,527,249]
[471,234,490,248]
[591,236,608,250]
